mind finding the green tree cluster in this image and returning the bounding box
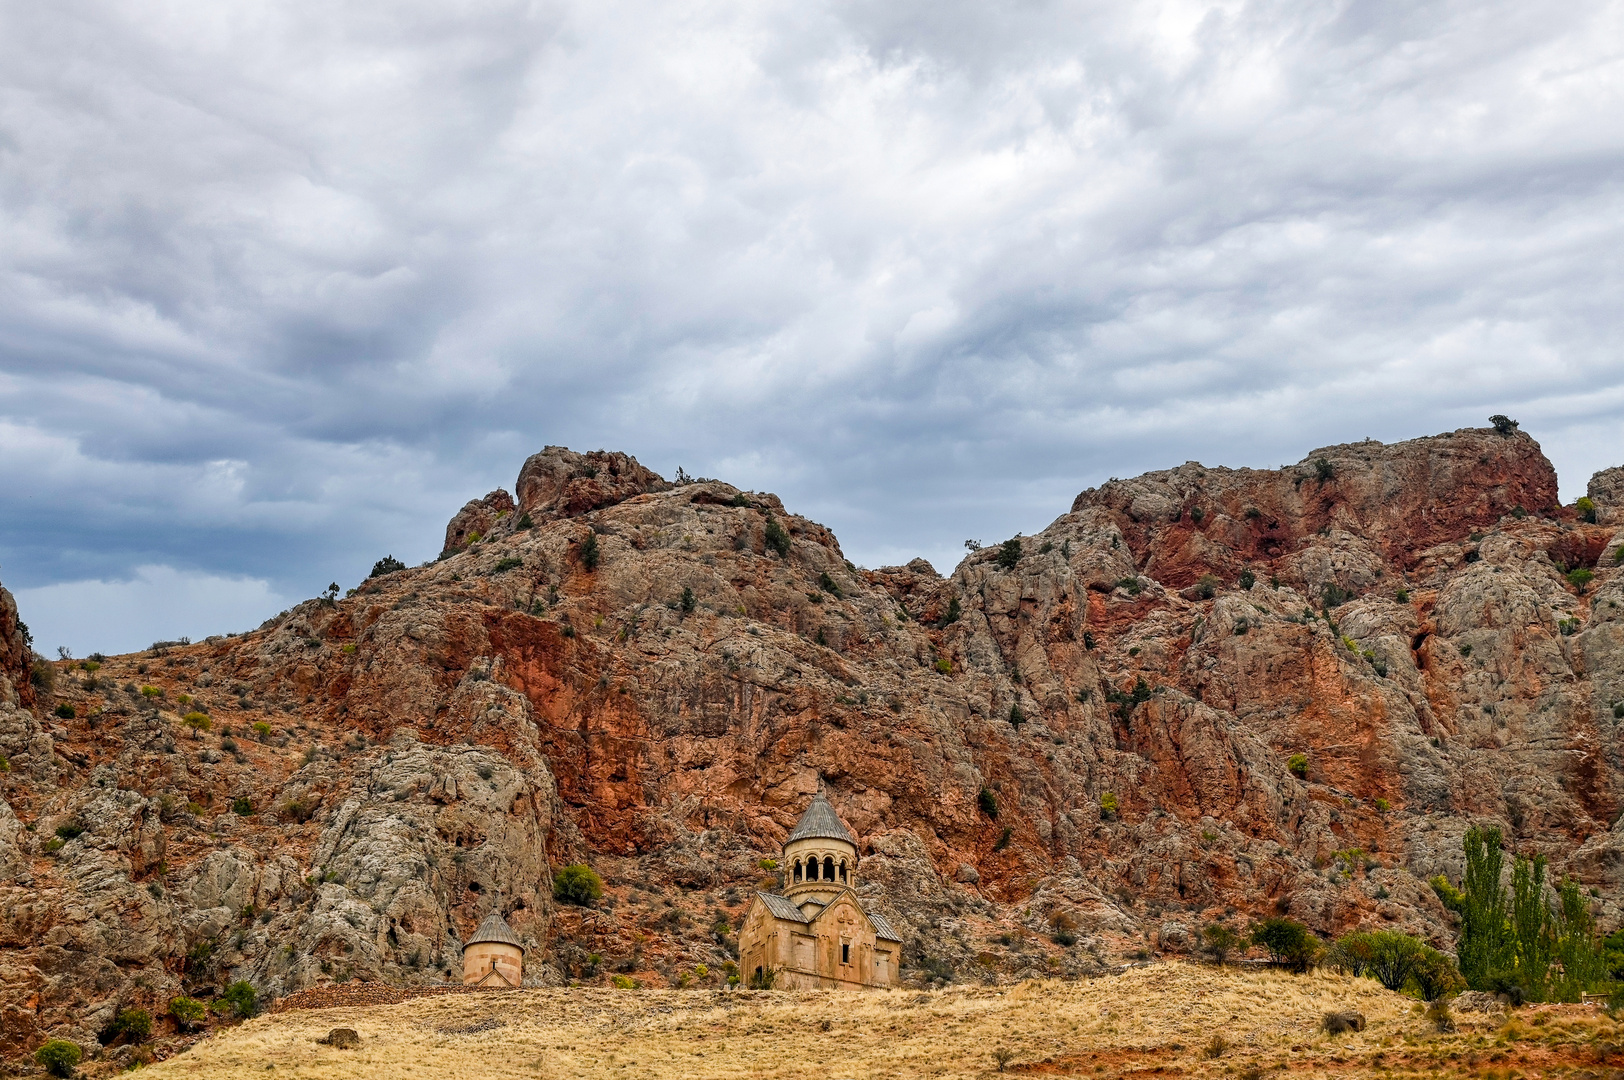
[1431,825,1611,1002]
[1324,930,1463,999]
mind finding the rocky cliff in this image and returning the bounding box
[3,429,1623,1058]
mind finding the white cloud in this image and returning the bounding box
[0,0,1621,640]
[12,566,291,658]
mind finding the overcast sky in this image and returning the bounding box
[2,0,1622,657]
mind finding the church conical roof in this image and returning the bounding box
[784,791,856,846]
[462,911,522,950]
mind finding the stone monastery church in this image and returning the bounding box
[738,791,902,989]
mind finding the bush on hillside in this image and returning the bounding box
[169,996,206,1032]
[978,787,998,819]
[369,555,406,579]
[553,864,604,906]
[219,980,258,1018]
[764,516,791,557]
[33,1040,81,1078]
[996,537,1023,570]
[1202,923,1244,965]
[1250,917,1320,971]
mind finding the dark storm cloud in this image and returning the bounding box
[2,0,1622,653]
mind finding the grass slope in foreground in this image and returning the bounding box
[134,963,1621,1080]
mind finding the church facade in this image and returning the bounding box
[737,791,902,989]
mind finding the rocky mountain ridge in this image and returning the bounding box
[2,429,1622,1060]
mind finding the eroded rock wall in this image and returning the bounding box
[3,427,1622,1057]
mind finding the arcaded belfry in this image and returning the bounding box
[738,791,902,988]
[461,912,524,986]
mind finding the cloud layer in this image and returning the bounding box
[3,0,1622,654]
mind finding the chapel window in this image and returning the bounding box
[839,860,848,882]
[823,856,835,880]
[794,860,803,883]
[842,943,850,964]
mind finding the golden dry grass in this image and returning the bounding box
[131,962,1527,1079]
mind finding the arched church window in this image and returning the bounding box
[794,860,803,882]
[823,856,835,880]
[839,860,848,882]
[807,858,818,881]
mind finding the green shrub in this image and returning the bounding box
[996,537,1023,570]
[1395,588,1410,603]
[680,587,695,614]
[281,799,315,824]
[1250,917,1320,971]
[1568,568,1595,593]
[1287,753,1308,780]
[1576,496,1598,523]
[1099,792,1119,821]
[219,980,258,1018]
[1008,705,1026,729]
[1189,506,1205,523]
[169,995,206,1031]
[1202,923,1244,965]
[369,555,406,579]
[53,702,75,719]
[30,660,55,691]
[492,557,523,574]
[517,512,535,529]
[553,863,604,906]
[817,571,842,597]
[1374,797,1390,812]
[943,597,961,625]
[1410,947,1467,1001]
[1238,569,1255,590]
[978,787,998,819]
[231,797,253,817]
[182,711,211,734]
[54,823,84,841]
[1615,703,1624,719]
[252,721,272,739]
[578,533,601,570]
[1321,582,1352,608]
[1314,458,1335,482]
[934,656,952,675]
[1490,414,1519,436]
[993,826,1013,852]
[33,1039,81,1078]
[1082,631,1095,650]
[1195,574,1220,600]
[1116,577,1142,596]
[111,1007,153,1043]
[140,684,161,698]
[763,516,791,557]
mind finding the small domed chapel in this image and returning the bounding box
[738,791,902,989]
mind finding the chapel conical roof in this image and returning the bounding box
[462,911,522,951]
[784,791,856,847]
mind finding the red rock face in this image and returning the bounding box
[443,489,518,553]
[514,447,669,523]
[0,584,31,710]
[1,427,1622,1057]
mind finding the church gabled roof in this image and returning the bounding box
[756,891,810,923]
[868,911,903,942]
[784,791,856,847]
[462,911,522,951]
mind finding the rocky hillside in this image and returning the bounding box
[3,429,1623,1059]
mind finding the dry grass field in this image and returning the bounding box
[133,963,1624,1079]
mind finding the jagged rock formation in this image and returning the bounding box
[2,427,1622,1059]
